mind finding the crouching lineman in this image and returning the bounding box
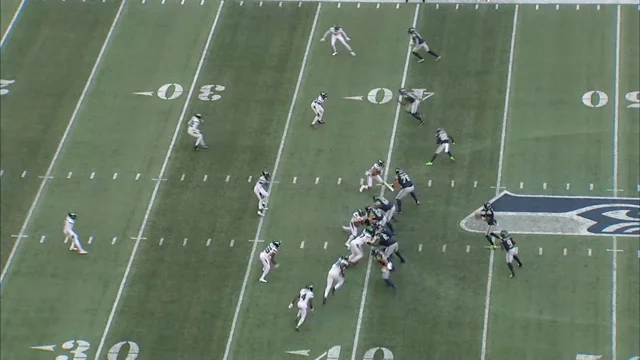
[342,208,367,247]
[64,212,88,255]
[288,285,314,331]
[373,195,396,234]
[394,168,420,214]
[349,225,375,265]
[426,128,455,166]
[320,25,356,56]
[254,171,270,217]
[324,256,349,305]
[374,225,405,263]
[398,89,425,125]
[372,249,396,292]
[187,113,208,150]
[490,230,523,278]
[258,241,280,283]
[359,160,393,193]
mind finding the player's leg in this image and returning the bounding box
[409,101,424,124]
[348,242,363,264]
[389,243,405,263]
[443,143,454,161]
[381,268,396,291]
[324,272,335,303]
[330,35,338,55]
[295,306,307,330]
[411,44,425,62]
[334,274,344,290]
[485,224,497,248]
[427,144,444,165]
[70,231,87,254]
[423,43,442,60]
[359,175,373,192]
[512,247,523,267]
[506,252,516,278]
[337,36,355,55]
[343,223,357,247]
[259,253,271,282]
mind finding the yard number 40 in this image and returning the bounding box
[316,345,394,360]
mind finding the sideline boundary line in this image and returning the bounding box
[0,0,26,49]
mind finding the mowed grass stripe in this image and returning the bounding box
[92,2,226,359]
[221,3,321,359]
[0,0,129,285]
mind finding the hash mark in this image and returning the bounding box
[11,234,27,238]
[67,172,72,179]
[323,242,328,249]
[357,3,360,8]
[606,249,623,252]
[576,4,579,10]
[247,176,252,183]
[130,237,146,240]
[64,237,69,244]
[239,0,243,5]
[21,170,27,178]
[206,239,211,246]
[535,4,539,10]
[0,170,3,177]
[259,1,262,6]
[396,3,399,8]
[180,174,185,181]
[111,237,117,245]
[442,244,446,252]
[519,182,523,189]
[38,175,53,179]
[475,4,478,10]
[298,1,301,7]
[113,172,118,180]
[636,184,639,192]
[183,238,188,246]
[315,177,319,184]
[203,175,208,182]
[162,0,165,4]
[337,2,341,8]
[466,245,470,253]
[588,248,592,256]
[181,0,184,4]
[450,180,455,187]
[279,1,282,7]
[293,177,298,184]
[88,236,94,244]
[135,173,141,181]
[40,236,46,244]
[376,3,379,9]
[418,244,423,252]
[200,0,204,5]
[226,175,230,182]
[590,183,594,191]
[637,249,639,259]
[563,248,567,256]
[159,238,164,246]
[230,239,235,247]
[142,0,145,3]
[473,181,477,188]
[556,4,559,10]
[455,4,459,10]
[337,178,342,185]
[495,4,498,9]
[90,172,96,179]
[543,182,547,190]
[360,178,364,185]
[300,241,305,249]
[597,4,600,10]
[436,4,439,9]
[538,247,543,255]
[428,180,432,187]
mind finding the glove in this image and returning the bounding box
[288,303,293,309]
[320,38,325,42]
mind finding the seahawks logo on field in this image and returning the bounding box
[460,191,640,237]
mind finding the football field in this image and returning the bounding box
[0,0,638,359]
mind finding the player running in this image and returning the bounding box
[63,212,88,255]
[187,113,208,150]
[323,256,349,304]
[320,25,356,56]
[310,91,328,127]
[288,285,315,331]
[342,208,367,247]
[258,241,280,283]
[359,160,394,193]
[393,168,419,214]
[254,171,270,217]
[426,128,455,166]
[408,27,441,63]
[398,88,425,125]
[480,202,498,249]
[490,230,523,278]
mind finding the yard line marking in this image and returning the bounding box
[351,6,420,360]
[21,170,27,178]
[442,244,447,252]
[543,182,547,190]
[428,179,432,187]
[159,238,164,246]
[230,239,235,247]
[111,237,117,245]
[88,236,93,244]
[90,172,96,180]
[180,174,185,181]
[315,177,319,184]
[590,183,594,190]
[293,176,298,184]
[223,5,322,360]
[337,178,342,185]
[247,175,252,183]
[0,0,26,48]
[206,239,212,247]
[225,175,230,182]
[473,181,478,188]
[203,175,208,182]
[588,248,592,256]
[566,183,570,190]
[92,2,226,359]
[300,241,305,249]
[611,7,621,360]
[538,247,543,255]
[0,0,130,285]
[183,238,188,246]
[67,172,73,179]
[563,248,568,256]
[466,245,471,253]
[519,181,523,189]
[418,244,423,252]
[450,180,455,187]
[40,236,46,244]
[113,172,118,180]
[135,173,141,181]
[480,6,518,360]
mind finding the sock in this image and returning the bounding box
[514,255,523,266]
[507,263,515,276]
[396,199,403,212]
[427,50,440,58]
[260,268,269,280]
[296,314,305,328]
[332,45,337,53]
[344,43,353,52]
[429,154,437,163]
[411,112,423,122]
[410,192,419,203]
[485,235,495,246]
[384,279,396,290]
[395,251,406,263]
[311,116,319,125]
[411,51,424,60]
[447,151,454,158]
[386,222,395,234]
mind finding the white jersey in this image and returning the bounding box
[298,288,314,307]
[187,116,201,130]
[350,211,365,225]
[64,215,75,232]
[367,163,382,175]
[323,27,348,39]
[312,95,325,106]
[255,175,268,190]
[332,258,349,272]
[263,242,279,256]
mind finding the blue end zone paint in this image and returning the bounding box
[0,0,27,49]
[461,191,640,237]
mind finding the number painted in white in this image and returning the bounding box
[59,340,91,360]
[410,88,435,101]
[157,83,184,100]
[0,79,15,96]
[363,347,394,360]
[575,355,603,360]
[198,84,225,101]
[582,91,608,108]
[626,357,640,360]
[107,341,140,360]
[626,91,639,108]
[367,88,393,104]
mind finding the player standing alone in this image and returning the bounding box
[426,128,455,166]
[64,212,88,255]
[408,27,441,63]
[320,25,356,56]
[288,285,314,331]
[310,92,328,127]
[187,113,208,150]
[490,230,523,278]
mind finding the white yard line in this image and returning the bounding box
[91,2,226,359]
[0,0,130,285]
[0,0,26,48]
[349,5,420,360]
[610,5,621,360]
[221,4,322,360]
[480,5,519,360]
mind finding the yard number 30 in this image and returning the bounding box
[53,340,139,360]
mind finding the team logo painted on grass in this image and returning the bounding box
[460,191,640,237]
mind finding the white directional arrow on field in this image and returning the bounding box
[286,349,310,356]
[133,91,154,96]
[31,344,56,352]
[343,96,363,101]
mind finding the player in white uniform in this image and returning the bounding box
[310,92,328,127]
[320,25,355,56]
[63,212,88,255]
[187,113,208,150]
[253,171,270,217]
[349,226,374,265]
[288,285,314,331]
[359,160,393,193]
[342,208,367,247]
[258,241,280,283]
[323,256,349,304]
